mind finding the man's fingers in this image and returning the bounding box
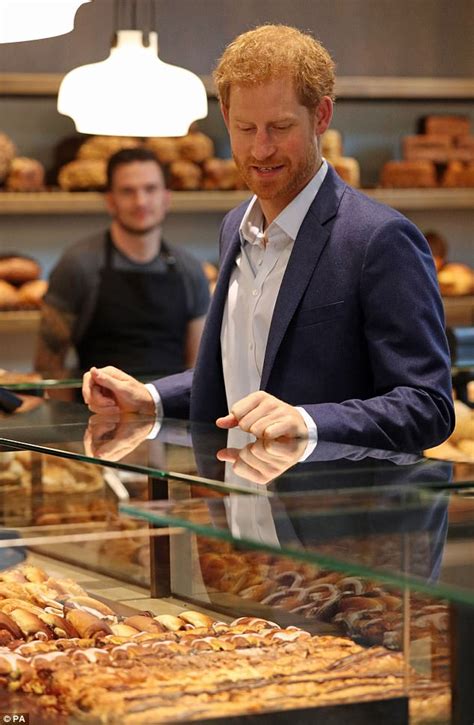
[216,447,239,462]
[216,413,239,429]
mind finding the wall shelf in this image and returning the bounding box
[0,189,472,215]
[2,73,474,100]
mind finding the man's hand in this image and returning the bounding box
[84,413,155,461]
[216,391,309,439]
[217,437,308,485]
[82,366,155,415]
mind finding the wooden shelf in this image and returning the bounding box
[0,310,40,332]
[0,188,472,215]
[2,73,474,100]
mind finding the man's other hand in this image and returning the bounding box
[216,391,309,439]
[82,366,155,415]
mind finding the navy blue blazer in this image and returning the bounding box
[154,165,454,452]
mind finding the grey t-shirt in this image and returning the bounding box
[44,231,210,344]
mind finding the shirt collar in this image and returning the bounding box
[239,159,328,247]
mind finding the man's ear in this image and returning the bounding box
[314,96,333,136]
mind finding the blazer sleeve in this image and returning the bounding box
[302,217,455,452]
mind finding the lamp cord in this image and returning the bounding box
[150,0,157,32]
[131,0,137,30]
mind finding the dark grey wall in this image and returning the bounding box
[0,0,472,77]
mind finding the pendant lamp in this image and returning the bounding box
[57,6,208,138]
[0,0,90,43]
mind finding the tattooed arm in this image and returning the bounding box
[34,302,77,378]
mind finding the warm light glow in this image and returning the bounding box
[57,30,208,137]
[0,0,90,43]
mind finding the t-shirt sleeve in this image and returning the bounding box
[44,249,87,315]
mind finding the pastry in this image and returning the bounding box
[441,161,474,187]
[5,156,45,192]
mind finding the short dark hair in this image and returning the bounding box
[106,147,165,189]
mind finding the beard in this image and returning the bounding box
[233,141,319,201]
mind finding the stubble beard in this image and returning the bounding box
[234,142,319,201]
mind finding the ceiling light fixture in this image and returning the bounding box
[57,0,208,137]
[0,0,90,43]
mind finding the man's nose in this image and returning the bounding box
[134,190,148,205]
[251,129,275,161]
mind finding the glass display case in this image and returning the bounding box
[0,399,473,722]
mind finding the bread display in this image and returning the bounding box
[0,451,104,495]
[319,129,361,187]
[202,157,247,190]
[0,564,449,723]
[5,157,45,192]
[380,160,437,188]
[0,132,16,183]
[0,369,41,384]
[58,158,107,191]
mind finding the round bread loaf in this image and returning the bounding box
[77,135,141,161]
[0,256,41,284]
[5,157,45,192]
[177,132,214,163]
[145,137,180,165]
[0,132,16,183]
[58,159,107,190]
[168,159,202,190]
[0,279,20,307]
[438,262,474,296]
[17,279,48,307]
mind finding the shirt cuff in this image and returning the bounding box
[144,384,163,440]
[295,406,318,461]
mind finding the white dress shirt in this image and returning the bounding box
[148,159,328,444]
[220,160,328,440]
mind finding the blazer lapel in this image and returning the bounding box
[260,167,346,390]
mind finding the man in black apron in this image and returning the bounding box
[35,148,210,379]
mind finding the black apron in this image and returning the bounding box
[77,233,188,377]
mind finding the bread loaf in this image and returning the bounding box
[177,131,214,163]
[332,157,360,187]
[0,132,16,183]
[168,159,202,190]
[380,160,437,188]
[437,262,474,296]
[77,135,141,161]
[58,159,107,190]
[441,161,474,187]
[322,129,343,160]
[145,137,180,165]
[5,157,45,192]
[422,114,470,138]
[0,256,40,284]
[402,134,452,163]
[17,279,48,307]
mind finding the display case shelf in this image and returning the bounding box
[0,188,473,215]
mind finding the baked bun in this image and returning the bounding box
[77,135,141,161]
[145,137,180,165]
[17,279,48,307]
[168,159,202,190]
[0,256,40,284]
[437,262,474,296]
[441,161,474,188]
[0,132,16,183]
[332,157,360,187]
[402,134,452,163]
[58,159,107,191]
[5,157,45,192]
[177,132,214,163]
[322,129,343,160]
[202,158,246,190]
[380,160,437,188]
[421,114,470,138]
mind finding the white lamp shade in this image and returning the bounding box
[0,0,90,43]
[57,30,208,137]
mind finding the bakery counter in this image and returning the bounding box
[0,484,467,723]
